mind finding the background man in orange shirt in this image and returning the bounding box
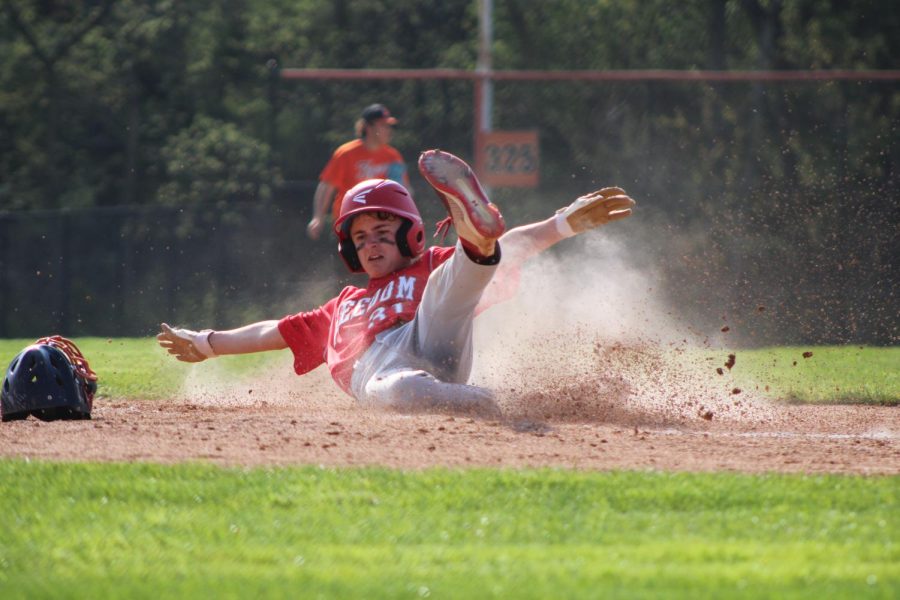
[306,104,412,240]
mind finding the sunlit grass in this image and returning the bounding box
[0,337,275,400]
[0,461,896,598]
[1,339,896,404]
[726,347,899,405]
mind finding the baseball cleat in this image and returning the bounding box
[418,149,505,257]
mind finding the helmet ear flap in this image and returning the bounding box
[396,219,413,257]
[396,219,425,258]
[338,219,364,273]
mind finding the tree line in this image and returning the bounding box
[0,0,897,344]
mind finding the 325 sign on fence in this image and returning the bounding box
[477,131,539,188]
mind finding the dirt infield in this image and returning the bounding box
[3,251,897,475]
[4,330,897,475]
[2,386,896,475]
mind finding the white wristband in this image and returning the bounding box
[194,330,217,358]
[554,212,577,238]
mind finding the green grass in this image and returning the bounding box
[0,337,275,400]
[0,339,896,404]
[0,461,896,599]
[726,347,899,405]
[0,343,896,597]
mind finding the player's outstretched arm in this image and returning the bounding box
[307,182,337,240]
[157,320,287,363]
[499,187,636,265]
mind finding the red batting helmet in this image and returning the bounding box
[333,179,425,273]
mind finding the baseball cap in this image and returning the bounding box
[361,103,398,125]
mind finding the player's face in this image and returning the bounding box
[368,119,394,144]
[350,212,412,278]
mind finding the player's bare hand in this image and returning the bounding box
[157,323,213,362]
[558,187,635,234]
[306,217,324,240]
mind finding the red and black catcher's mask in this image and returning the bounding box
[333,179,425,273]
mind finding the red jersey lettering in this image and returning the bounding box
[278,247,455,394]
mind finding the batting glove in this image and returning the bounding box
[157,323,217,362]
[555,187,635,237]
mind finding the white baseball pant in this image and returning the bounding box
[349,241,497,412]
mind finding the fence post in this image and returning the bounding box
[0,215,8,337]
[58,211,72,334]
[267,56,280,157]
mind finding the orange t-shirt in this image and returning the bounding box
[319,139,409,221]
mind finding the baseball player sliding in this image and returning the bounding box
[158,150,635,417]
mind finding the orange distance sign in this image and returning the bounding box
[477,131,539,188]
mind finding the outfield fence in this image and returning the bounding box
[1,76,897,344]
[0,185,340,338]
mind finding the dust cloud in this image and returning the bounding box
[472,232,776,426]
[172,274,352,411]
[169,231,777,426]
[178,353,349,411]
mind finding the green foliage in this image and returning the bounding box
[2,0,896,211]
[0,461,896,598]
[0,0,897,344]
[158,115,280,207]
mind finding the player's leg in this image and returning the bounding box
[359,368,500,417]
[348,250,500,415]
[349,251,496,396]
[411,240,497,382]
[411,150,507,382]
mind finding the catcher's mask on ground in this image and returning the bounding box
[1,336,97,422]
[334,179,425,273]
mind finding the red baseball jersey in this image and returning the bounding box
[319,139,408,221]
[278,247,455,394]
